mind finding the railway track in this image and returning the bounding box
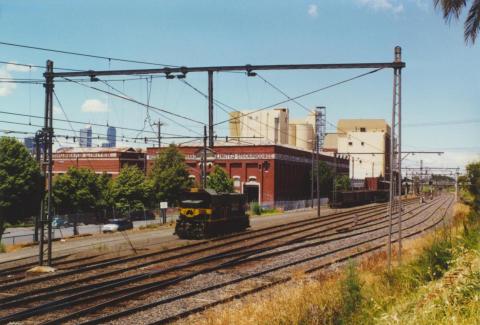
[0,199,415,288]
[93,195,455,325]
[0,195,450,324]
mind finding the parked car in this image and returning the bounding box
[101,219,134,233]
[52,216,71,228]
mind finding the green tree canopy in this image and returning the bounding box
[313,161,334,196]
[207,165,234,193]
[52,167,103,214]
[148,144,190,205]
[466,161,480,207]
[111,165,152,216]
[0,137,42,240]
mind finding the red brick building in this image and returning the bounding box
[53,147,145,177]
[147,144,349,204]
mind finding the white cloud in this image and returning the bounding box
[356,0,404,13]
[0,69,16,96]
[5,61,37,73]
[308,4,319,17]
[53,105,63,116]
[81,99,109,113]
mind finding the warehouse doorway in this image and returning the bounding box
[243,182,260,204]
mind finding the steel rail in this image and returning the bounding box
[0,198,437,323]
[0,200,416,308]
[52,196,453,325]
[0,200,407,293]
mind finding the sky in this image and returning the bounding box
[0,0,478,172]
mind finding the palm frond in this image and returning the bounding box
[464,0,480,44]
[434,0,467,22]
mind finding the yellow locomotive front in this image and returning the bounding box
[174,188,249,239]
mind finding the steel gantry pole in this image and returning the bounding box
[394,47,403,266]
[45,60,55,266]
[387,47,403,272]
[208,71,214,148]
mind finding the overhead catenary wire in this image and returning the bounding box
[254,72,385,152]
[62,77,205,128]
[0,41,178,68]
[0,110,188,136]
[214,68,384,127]
[97,78,203,136]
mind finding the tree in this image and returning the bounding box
[0,137,42,241]
[207,165,234,193]
[336,175,351,191]
[313,161,334,196]
[111,165,152,216]
[52,167,103,214]
[434,0,480,44]
[148,145,191,205]
[465,161,480,207]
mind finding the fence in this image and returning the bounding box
[260,198,329,211]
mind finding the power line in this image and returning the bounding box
[97,78,203,136]
[0,41,178,67]
[63,77,205,127]
[214,68,384,126]
[0,110,176,135]
[255,72,385,152]
[0,59,83,72]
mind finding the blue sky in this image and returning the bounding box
[0,0,478,171]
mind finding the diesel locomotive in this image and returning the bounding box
[174,188,250,239]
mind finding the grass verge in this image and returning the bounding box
[179,201,480,325]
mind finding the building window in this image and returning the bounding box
[233,176,241,188]
[348,142,353,146]
[360,127,366,132]
[361,142,364,146]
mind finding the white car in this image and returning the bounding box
[101,219,133,233]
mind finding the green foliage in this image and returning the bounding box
[335,175,351,191]
[466,161,480,207]
[111,165,152,216]
[0,242,5,253]
[251,202,262,215]
[53,167,104,214]
[149,144,190,205]
[313,161,334,195]
[0,137,42,241]
[207,165,234,193]
[340,260,363,322]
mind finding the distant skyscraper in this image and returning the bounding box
[24,137,35,153]
[107,126,116,148]
[79,125,92,148]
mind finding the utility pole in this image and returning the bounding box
[208,71,214,148]
[202,125,207,189]
[388,46,402,272]
[311,142,314,209]
[156,119,163,148]
[316,133,320,218]
[455,168,459,202]
[46,61,54,266]
[34,132,42,243]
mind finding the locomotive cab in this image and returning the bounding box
[175,188,250,239]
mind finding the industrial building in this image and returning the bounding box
[229,107,326,152]
[323,119,391,180]
[53,147,145,177]
[147,142,349,204]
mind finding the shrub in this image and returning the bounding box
[251,202,262,215]
[0,242,6,253]
[340,260,363,321]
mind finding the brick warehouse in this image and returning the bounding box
[147,143,349,204]
[53,147,145,177]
